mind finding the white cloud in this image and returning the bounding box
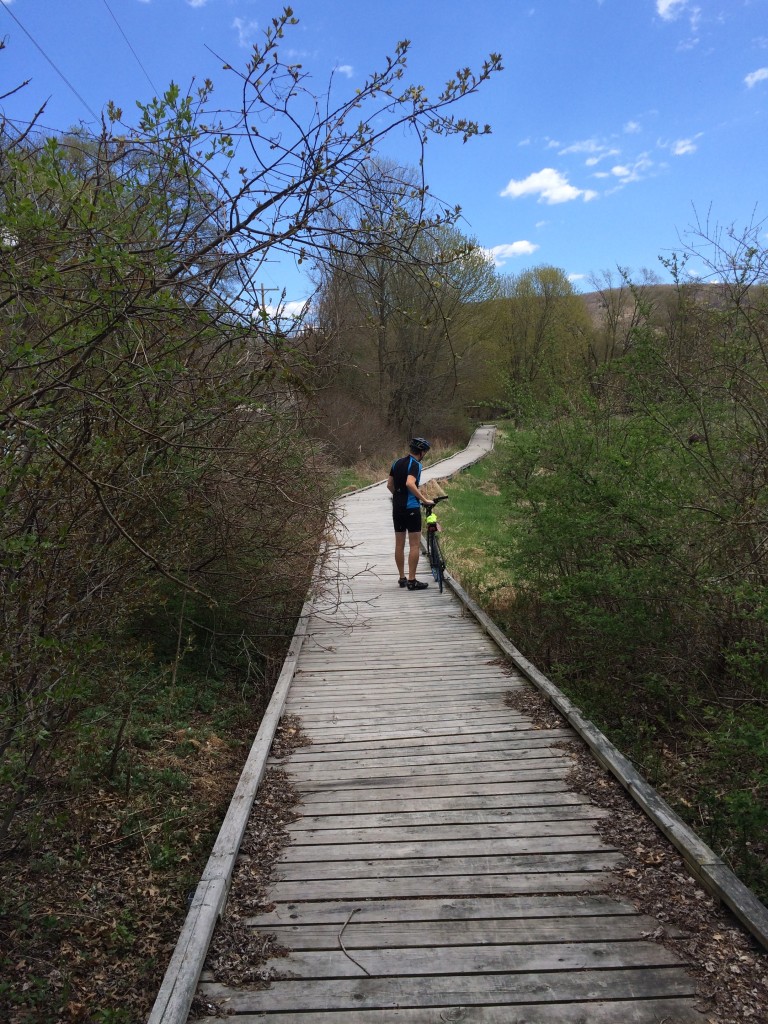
[624,120,642,134]
[568,273,587,284]
[601,153,655,190]
[672,137,698,155]
[584,152,620,166]
[187,0,207,7]
[558,138,621,167]
[657,133,702,155]
[233,17,259,47]
[558,138,604,155]
[483,241,540,266]
[656,0,687,19]
[501,168,598,205]
[745,67,768,88]
[335,64,354,78]
[262,300,309,321]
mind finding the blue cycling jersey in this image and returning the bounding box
[390,454,421,510]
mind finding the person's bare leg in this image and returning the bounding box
[407,531,421,580]
[394,532,406,579]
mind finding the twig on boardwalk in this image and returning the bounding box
[337,907,370,976]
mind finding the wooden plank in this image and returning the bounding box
[265,871,611,901]
[295,724,561,744]
[248,893,638,927]
[287,820,601,846]
[287,754,569,784]
[251,914,686,949]
[197,1000,703,1023]
[294,770,572,798]
[286,730,574,757]
[295,785,574,814]
[286,693,507,711]
[199,966,696,1012]
[194,999,702,1023]
[280,744,570,771]
[250,939,682,978]
[293,710,525,730]
[273,852,623,882]
[282,742,567,772]
[287,677,515,691]
[278,833,611,863]
[289,768,569,789]
[287,804,604,832]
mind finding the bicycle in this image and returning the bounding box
[423,495,449,593]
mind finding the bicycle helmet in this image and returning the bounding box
[409,437,431,453]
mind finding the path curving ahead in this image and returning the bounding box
[196,427,701,1022]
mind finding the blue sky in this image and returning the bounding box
[2,0,767,308]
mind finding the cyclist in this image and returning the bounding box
[387,437,434,591]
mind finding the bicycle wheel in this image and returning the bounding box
[429,532,445,593]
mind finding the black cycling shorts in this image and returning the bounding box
[393,507,422,534]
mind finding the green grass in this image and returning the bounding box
[436,447,518,619]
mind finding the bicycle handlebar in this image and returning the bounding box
[422,495,449,508]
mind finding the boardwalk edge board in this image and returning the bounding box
[443,568,768,951]
[146,430,495,1024]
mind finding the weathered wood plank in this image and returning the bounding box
[265,870,610,901]
[196,1000,703,1023]
[294,723,552,744]
[293,710,526,730]
[287,804,604,832]
[273,851,623,882]
[281,743,567,774]
[295,771,572,799]
[253,914,687,949]
[287,754,569,784]
[252,939,683,978]
[287,819,601,845]
[295,785,574,815]
[286,730,574,758]
[278,833,610,863]
[248,893,637,927]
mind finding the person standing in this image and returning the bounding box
[387,437,434,591]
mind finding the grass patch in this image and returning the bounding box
[434,439,518,621]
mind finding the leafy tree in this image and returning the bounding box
[314,158,498,438]
[495,265,592,419]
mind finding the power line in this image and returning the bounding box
[101,0,160,97]
[1,2,99,121]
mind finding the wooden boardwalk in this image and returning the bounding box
[198,429,701,1022]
